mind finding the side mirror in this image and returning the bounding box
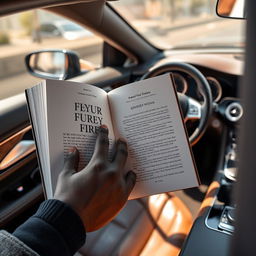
[25,50,81,80]
[52,29,61,36]
[216,0,246,19]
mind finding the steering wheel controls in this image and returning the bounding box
[186,98,202,121]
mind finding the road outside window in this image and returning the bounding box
[112,0,245,49]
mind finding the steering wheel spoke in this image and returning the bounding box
[185,97,202,122]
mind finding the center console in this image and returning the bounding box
[206,130,237,236]
[180,98,242,255]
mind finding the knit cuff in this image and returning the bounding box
[34,199,86,253]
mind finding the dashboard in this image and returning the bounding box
[145,51,244,125]
[134,52,244,142]
[173,73,222,102]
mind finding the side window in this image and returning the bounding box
[0,10,103,99]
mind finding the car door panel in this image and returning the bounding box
[0,125,42,230]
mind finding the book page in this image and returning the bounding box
[45,80,115,198]
[26,82,51,196]
[108,74,199,199]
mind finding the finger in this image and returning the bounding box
[62,147,79,176]
[125,171,137,195]
[112,139,128,169]
[91,125,109,162]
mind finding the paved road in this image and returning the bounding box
[0,19,245,100]
[149,18,245,48]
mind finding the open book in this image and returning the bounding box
[26,74,199,200]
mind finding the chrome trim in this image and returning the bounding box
[0,140,35,170]
[0,126,31,146]
[0,126,32,162]
[185,98,202,121]
[206,76,223,102]
[173,73,188,94]
[225,102,243,122]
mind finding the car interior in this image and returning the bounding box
[0,0,254,255]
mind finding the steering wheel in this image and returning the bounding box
[141,62,213,146]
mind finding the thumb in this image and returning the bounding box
[62,147,79,176]
[125,171,136,196]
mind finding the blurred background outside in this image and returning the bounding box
[0,0,245,99]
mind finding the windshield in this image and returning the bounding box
[111,0,245,49]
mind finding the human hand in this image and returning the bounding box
[54,126,136,232]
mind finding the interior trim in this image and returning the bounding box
[0,184,43,227]
[0,151,37,181]
[156,53,244,76]
[0,140,36,171]
[0,126,31,162]
[197,181,220,217]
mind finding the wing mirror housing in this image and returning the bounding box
[216,0,246,19]
[25,49,82,80]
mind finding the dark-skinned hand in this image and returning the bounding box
[54,126,136,232]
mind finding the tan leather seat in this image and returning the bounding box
[79,193,192,256]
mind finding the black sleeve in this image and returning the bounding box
[13,199,86,256]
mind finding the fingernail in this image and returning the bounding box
[99,125,108,134]
[118,138,127,145]
[68,147,76,153]
[100,124,108,129]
